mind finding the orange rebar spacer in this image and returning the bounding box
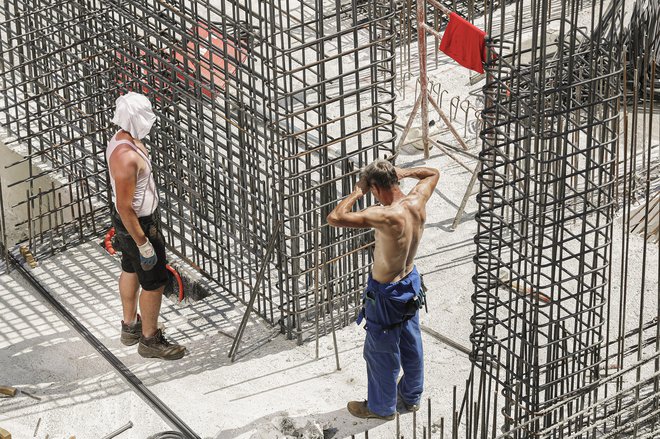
[166,264,184,302]
[105,227,116,255]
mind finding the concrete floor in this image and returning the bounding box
[1,1,657,437]
[1,87,657,439]
[0,226,472,439]
[0,270,171,438]
[0,33,483,439]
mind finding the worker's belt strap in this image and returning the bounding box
[110,204,160,225]
[356,275,428,332]
[357,308,417,332]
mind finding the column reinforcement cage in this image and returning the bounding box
[0,0,396,341]
[471,0,621,434]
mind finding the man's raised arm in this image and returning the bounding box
[327,176,386,229]
[396,166,439,202]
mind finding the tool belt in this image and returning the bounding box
[110,205,161,251]
[357,274,429,332]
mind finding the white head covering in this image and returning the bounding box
[111,92,156,140]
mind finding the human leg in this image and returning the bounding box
[118,256,142,346]
[139,284,163,338]
[135,226,185,360]
[119,269,140,323]
[363,330,401,417]
[397,313,424,406]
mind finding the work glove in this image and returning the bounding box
[137,239,157,271]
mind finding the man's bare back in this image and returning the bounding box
[371,193,426,282]
[327,162,439,283]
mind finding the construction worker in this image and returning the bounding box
[327,159,439,420]
[106,92,185,360]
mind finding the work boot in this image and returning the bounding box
[137,328,186,360]
[398,394,420,412]
[396,377,420,412]
[120,315,142,346]
[347,401,395,421]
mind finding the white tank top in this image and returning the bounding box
[106,131,159,217]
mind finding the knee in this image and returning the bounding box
[141,284,165,294]
[120,270,138,279]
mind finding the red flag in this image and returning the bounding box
[439,13,486,74]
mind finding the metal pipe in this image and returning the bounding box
[100,421,133,439]
[7,250,200,438]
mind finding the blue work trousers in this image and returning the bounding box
[361,267,425,417]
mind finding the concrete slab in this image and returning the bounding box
[3,240,470,438]
[0,271,170,438]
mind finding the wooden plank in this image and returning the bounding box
[0,387,16,397]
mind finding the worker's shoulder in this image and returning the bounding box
[364,204,391,218]
[400,193,428,211]
[361,204,397,225]
[376,204,410,230]
[109,144,141,168]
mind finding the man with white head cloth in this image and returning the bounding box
[106,92,185,360]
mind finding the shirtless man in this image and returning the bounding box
[106,92,185,360]
[327,158,439,420]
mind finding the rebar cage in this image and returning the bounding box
[466,0,660,438]
[0,0,396,341]
[472,0,621,434]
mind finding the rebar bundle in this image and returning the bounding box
[625,0,660,97]
[0,0,396,342]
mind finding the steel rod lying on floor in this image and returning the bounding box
[8,252,201,439]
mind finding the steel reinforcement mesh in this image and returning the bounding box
[0,0,112,253]
[0,0,396,341]
[470,0,622,435]
[465,0,660,438]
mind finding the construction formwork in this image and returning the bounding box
[0,0,396,342]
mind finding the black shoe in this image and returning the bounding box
[138,328,186,360]
[120,315,142,346]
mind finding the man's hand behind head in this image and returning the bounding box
[394,167,407,182]
[355,175,370,197]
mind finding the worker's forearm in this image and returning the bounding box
[328,189,363,223]
[398,166,439,180]
[117,206,147,245]
[340,190,363,212]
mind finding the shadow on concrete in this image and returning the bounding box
[0,242,296,426]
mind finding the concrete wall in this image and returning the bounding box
[0,136,73,249]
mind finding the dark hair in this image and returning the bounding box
[360,159,398,189]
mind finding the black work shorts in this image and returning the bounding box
[111,208,169,291]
